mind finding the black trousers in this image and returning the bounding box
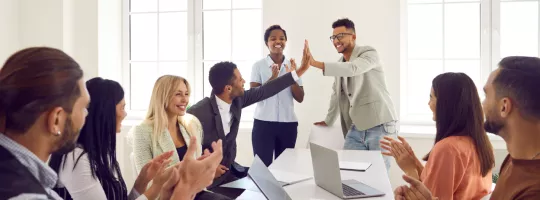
[251,119,298,166]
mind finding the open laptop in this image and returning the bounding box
[248,155,292,200]
[309,142,385,199]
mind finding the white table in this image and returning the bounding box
[237,148,394,199]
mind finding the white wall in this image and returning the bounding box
[5,0,100,79]
[262,0,401,157]
[18,0,64,49]
[0,0,20,63]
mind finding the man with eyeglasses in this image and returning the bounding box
[310,18,398,170]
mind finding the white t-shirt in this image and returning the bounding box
[57,147,147,200]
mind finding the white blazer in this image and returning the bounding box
[129,113,203,172]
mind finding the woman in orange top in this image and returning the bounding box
[381,72,495,200]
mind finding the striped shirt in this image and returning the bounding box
[0,133,62,200]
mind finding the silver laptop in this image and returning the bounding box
[248,155,292,200]
[309,142,385,199]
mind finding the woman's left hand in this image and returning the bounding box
[284,58,297,73]
[381,138,419,178]
[134,151,174,191]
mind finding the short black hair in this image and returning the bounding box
[332,18,355,33]
[495,56,540,119]
[209,61,237,95]
[264,25,287,45]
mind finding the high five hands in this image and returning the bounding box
[302,40,323,70]
[292,40,313,77]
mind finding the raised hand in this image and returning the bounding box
[152,161,175,188]
[295,40,312,77]
[381,136,415,157]
[380,137,419,178]
[142,158,175,200]
[305,40,316,66]
[394,175,437,200]
[284,58,297,73]
[170,136,224,199]
[270,64,280,79]
[159,167,179,200]
[134,151,174,193]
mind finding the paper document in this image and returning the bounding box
[269,169,312,186]
[220,169,312,191]
[339,161,372,171]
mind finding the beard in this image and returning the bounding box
[484,117,504,135]
[339,47,348,54]
[54,116,81,154]
[231,86,245,98]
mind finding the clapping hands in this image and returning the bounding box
[394,175,438,200]
[380,136,421,179]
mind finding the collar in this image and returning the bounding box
[215,95,231,113]
[0,133,58,189]
[265,55,290,68]
[340,44,360,62]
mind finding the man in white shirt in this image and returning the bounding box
[188,50,311,198]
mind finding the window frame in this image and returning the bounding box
[400,0,498,126]
[121,0,262,123]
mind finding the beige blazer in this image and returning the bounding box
[323,45,398,132]
[129,113,203,172]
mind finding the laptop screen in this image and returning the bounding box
[248,155,292,200]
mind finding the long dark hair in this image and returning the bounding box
[49,77,125,190]
[424,72,495,177]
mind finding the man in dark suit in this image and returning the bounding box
[188,42,312,198]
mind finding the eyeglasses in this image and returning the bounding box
[329,33,353,41]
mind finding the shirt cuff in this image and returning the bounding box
[129,189,145,200]
[291,71,299,81]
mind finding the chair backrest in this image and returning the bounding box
[306,125,345,150]
[130,152,139,177]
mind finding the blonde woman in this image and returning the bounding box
[130,75,230,200]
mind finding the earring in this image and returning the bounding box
[54,130,61,136]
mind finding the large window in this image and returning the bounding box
[402,0,539,124]
[201,0,262,119]
[124,0,262,120]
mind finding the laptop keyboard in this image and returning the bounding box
[342,184,365,196]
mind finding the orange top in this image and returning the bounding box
[420,136,492,200]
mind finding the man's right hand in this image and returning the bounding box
[314,121,328,126]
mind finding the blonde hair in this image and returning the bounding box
[144,75,198,147]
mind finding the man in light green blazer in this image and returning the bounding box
[311,18,398,169]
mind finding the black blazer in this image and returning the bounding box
[0,145,56,199]
[187,72,296,185]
